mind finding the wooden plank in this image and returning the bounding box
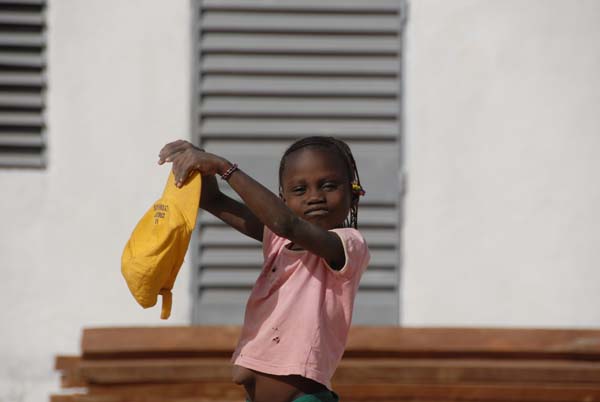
[81,326,241,358]
[54,383,600,401]
[333,358,600,384]
[50,395,83,402]
[343,327,600,359]
[70,357,600,385]
[87,382,245,401]
[61,372,87,388]
[52,395,240,402]
[55,356,87,387]
[80,358,233,384]
[335,383,600,402]
[55,355,80,370]
[81,326,600,360]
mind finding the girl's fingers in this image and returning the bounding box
[160,144,185,159]
[177,168,192,188]
[174,160,187,187]
[159,149,184,165]
[158,140,192,163]
[173,153,195,187]
[172,157,185,185]
[158,141,206,186]
[159,141,180,157]
[160,148,183,167]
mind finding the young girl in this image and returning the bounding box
[158,136,370,402]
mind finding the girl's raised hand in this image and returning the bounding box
[158,139,228,187]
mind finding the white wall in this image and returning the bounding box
[403,0,600,327]
[0,1,192,401]
[2,1,600,401]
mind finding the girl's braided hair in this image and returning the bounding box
[278,136,364,229]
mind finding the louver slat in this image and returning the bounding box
[0,33,44,47]
[0,1,46,168]
[201,13,400,34]
[0,112,44,126]
[0,13,44,26]
[202,77,398,97]
[200,118,398,139]
[202,55,398,76]
[201,0,402,13]
[0,53,45,69]
[193,0,404,324]
[201,34,399,55]
[0,132,43,146]
[0,93,43,108]
[0,72,45,86]
[201,97,397,118]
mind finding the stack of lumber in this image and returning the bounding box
[52,326,600,402]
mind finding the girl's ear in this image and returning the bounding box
[279,184,289,203]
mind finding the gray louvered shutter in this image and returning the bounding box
[0,0,46,168]
[192,0,406,325]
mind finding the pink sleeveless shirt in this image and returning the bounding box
[231,226,370,389]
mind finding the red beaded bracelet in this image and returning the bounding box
[220,163,238,181]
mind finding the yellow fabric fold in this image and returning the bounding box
[159,289,173,320]
[121,171,202,319]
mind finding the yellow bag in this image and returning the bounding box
[121,171,201,319]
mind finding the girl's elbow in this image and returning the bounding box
[200,190,223,212]
[270,214,299,239]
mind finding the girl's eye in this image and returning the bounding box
[292,187,305,194]
[322,183,337,191]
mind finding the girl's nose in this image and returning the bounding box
[306,188,325,204]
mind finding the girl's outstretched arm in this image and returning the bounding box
[159,141,264,242]
[200,174,265,242]
[159,140,346,269]
[226,168,347,269]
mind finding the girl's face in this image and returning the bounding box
[280,147,352,230]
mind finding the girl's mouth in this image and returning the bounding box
[305,208,328,217]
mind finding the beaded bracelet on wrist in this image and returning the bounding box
[220,163,238,181]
